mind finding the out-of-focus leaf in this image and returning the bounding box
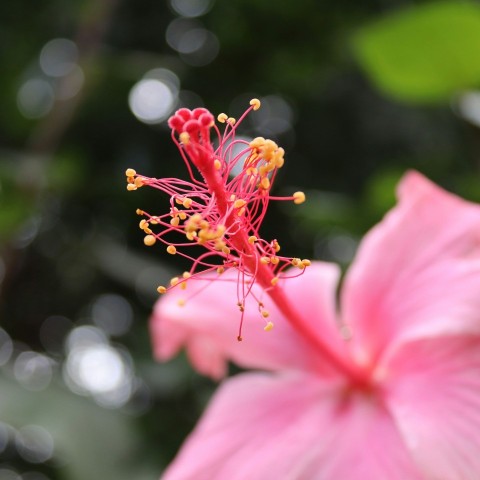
[353,1,480,103]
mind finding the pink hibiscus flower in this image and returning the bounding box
[151,171,480,479]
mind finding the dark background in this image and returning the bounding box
[1,0,480,478]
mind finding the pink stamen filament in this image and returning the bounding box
[127,102,369,385]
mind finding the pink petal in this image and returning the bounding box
[150,262,345,379]
[162,372,423,480]
[384,335,480,480]
[342,171,480,364]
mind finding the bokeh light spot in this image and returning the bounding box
[65,325,107,353]
[15,425,54,464]
[64,339,134,408]
[0,469,20,480]
[129,79,177,124]
[17,78,54,119]
[13,351,54,391]
[92,293,133,336]
[250,95,294,135]
[39,38,78,77]
[170,0,213,18]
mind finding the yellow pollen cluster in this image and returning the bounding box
[249,98,261,110]
[126,168,145,191]
[217,113,228,123]
[144,234,156,246]
[170,207,187,227]
[175,197,193,208]
[264,321,274,331]
[185,214,226,247]
[293,191,306,204]
[246,137,285,191]
[291,258,311,269]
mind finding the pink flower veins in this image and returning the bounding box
[151,171,480,479]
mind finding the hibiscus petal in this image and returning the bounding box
[384,335,480,480]
[150,262,344,379]
[342,171,480,363]
[162,372,423,480]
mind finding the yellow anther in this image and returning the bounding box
[261,310,270,318]
[260,177,270,190]
[167,245,177,255]
[293,191,306,204]
[273,240,281,252]
[250,98,261,110]
[175,198,183,205]
[182,271,191,279]
[215,240,226,251]
[217,266,225,274]
[139,219,149,229]
[125,168,136,177]
[170,217,180,227]
[135,177,144,187]
[177,298,186,307]
[264,321,274,332]
[248,235,257,244]
[234,199,246,209]
[186,232,196,241]
[136,209,144,215]
[260,256,270,264]
[237,302,245,312]
[182,198,193,208]
[291,257,301,266]
[170,277,179,286]
[143,227,153,235]
[227,117,236,125]
[270,256,279,265]
[157,286,167,294]
[179,132,190,145]
[230,194,236,201]
[222,246,231,255]
[301,259,311,267]
[271,276,279,286]
[180,281,187,290]
[250,137,265,149]
[214,159,221,170]
[150,218,158,224]
[237,207,246,217]
[144,235,156,246]
[127,184,137,191]
[217,113,228,123]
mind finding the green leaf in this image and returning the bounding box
[353,1,480,103]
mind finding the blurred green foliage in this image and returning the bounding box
[1,0,480,478]
[354,1,480,103]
